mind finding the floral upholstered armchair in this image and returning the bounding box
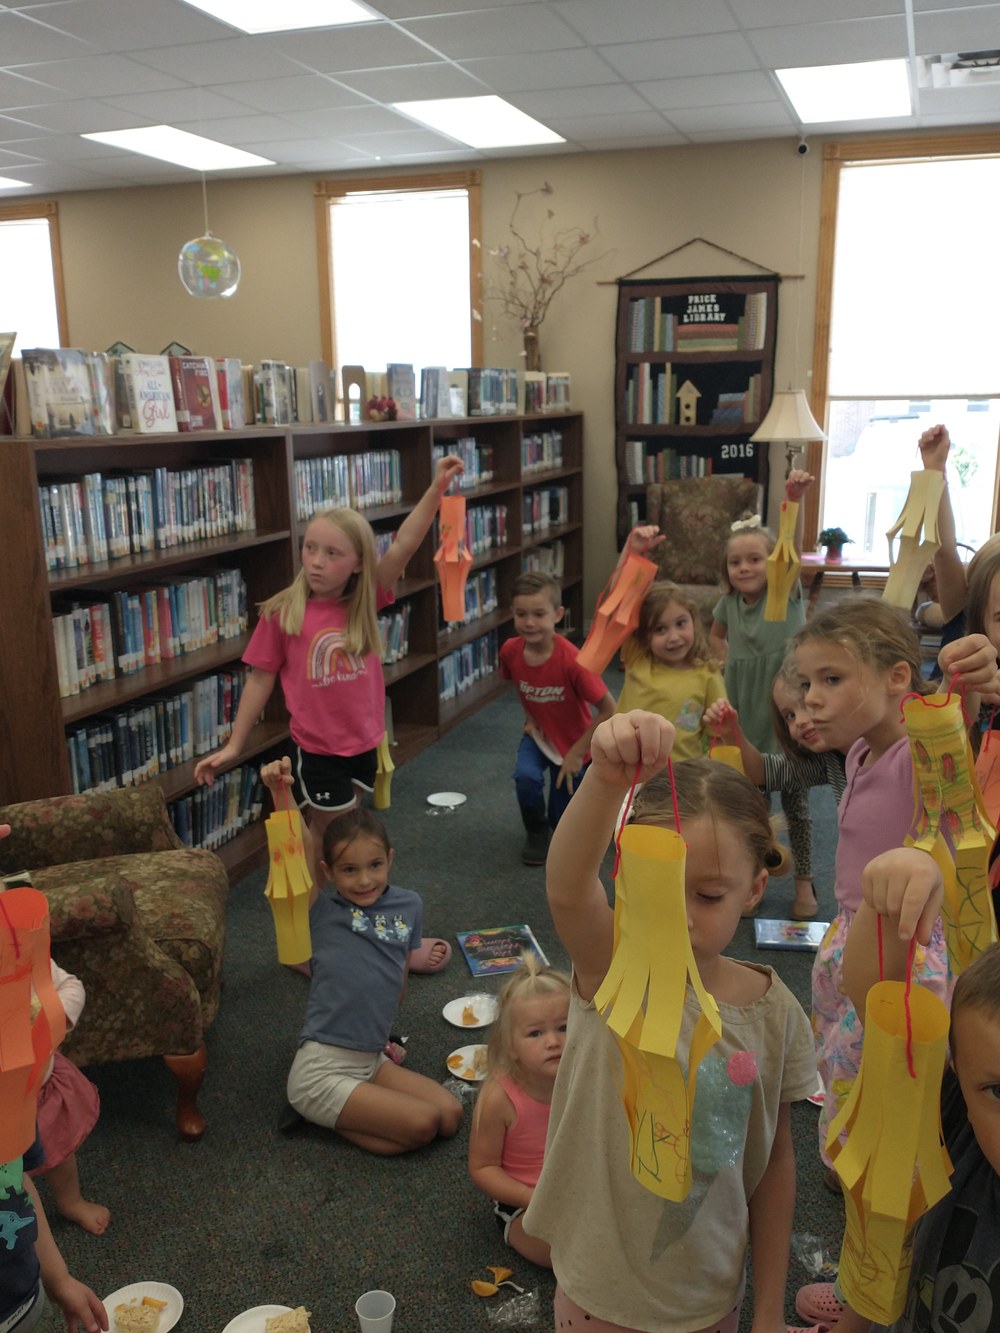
[645,475,764,629]
[0,785,229,1140]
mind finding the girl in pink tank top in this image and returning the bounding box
[468,956,570,1268]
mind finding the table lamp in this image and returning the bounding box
[750,389,826,473]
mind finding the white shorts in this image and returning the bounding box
[286,1039,388,1129]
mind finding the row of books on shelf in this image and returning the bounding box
[624,442,714,484]
[432,439,495,490]
[624,363,762,428]
[521,430,564,473]
[441,502,508,557]
[65,667,248,793]
[38,460,256,572]
[521,539,565,580]
[52,570,248,697]
[169,764,265,852]
[412,366,570,420]
[440,567,498,630]
[523,486,569,535]
[294,450,402,522]
[377,602,411,666]
[438,630,499,702]
[625,293,768,354]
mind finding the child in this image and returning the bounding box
[795,853,1000,1333]
[616,578,726,761]
[28,962,107,1236]
[791,598,998,1174]
[708,469,819,920]
[194,454,463,971]
[468,956,570,1269]
[522,711,817,1332]
[499,572,615,865]
[262,758,463,1155]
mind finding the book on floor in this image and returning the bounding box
[456,923,549,976]
[753,918,830,952]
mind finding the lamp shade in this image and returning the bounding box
[750,389,826,443]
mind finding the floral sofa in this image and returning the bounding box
[645,475,764,629]
[0,785,229,1140]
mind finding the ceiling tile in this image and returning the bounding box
[99,86,259,121]
[24,0,232,50]
[913,6,1000,54]
[552,0,738,44]
[6,96,144,132]
[127,36,305,84]
[745,15,908,66]
[0,70,72,109]
[0,9,95,64]
[513,84,648,118]
[370,0,538,14]
[236,135,377,163]
[211,75,367,113]
[728,0,903,25]
[333,62,487,101]
[170,113,300,144]
[545,109,677,139]
[283,103,418,135]
[269,23,441,72]
[638,70,779,109]
[335,126,464,153]
[14,53,190,95]
[400,5,586,59]
[918,81,1000,113]
[599,32,760,81]
[667,101,796,131]
[458,48,622,92]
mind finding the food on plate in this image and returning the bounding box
[447,1053,464,1070]
[114,1304,160,1333]
[141,1298,168,1311]
[461,1003,477,1025]
[265,1309,312,1333]
[473,1046,487,1075]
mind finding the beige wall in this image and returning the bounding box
[54,139,824,604]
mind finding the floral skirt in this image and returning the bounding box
[28,1052,100,1172]
[812,908,952,1167]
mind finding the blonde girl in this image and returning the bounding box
[468,957,570,1267]
[616,580,725,761]
[523,713,816,1333]
[194,456,463,971]
[791,598,998,1181]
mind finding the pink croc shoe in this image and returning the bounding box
[408,937,452,974]
[796,1283,843,1325]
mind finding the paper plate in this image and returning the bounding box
[442,994,499,1029]
[222,1305,303,1333]
[427,791,467,808]
[103,1282,183,1332]
[446,1043,488,1081]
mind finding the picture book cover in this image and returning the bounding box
[753,918,830,952]
[456,923,549,976]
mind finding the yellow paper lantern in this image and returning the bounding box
[264,805,313,965]
[764,498,801,622]
[883,471,944,610]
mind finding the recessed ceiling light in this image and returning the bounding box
[0,175,30,189]
[776,58,912,123]
[81,126,274,171]
[392,96,565,149]
[180,0,380,32]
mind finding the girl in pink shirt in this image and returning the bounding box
[468,957,570,1268]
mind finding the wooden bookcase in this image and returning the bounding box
[614,276,777,543]
[0,411,583,880]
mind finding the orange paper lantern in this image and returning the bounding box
[434,494,473,623]
[576,553,658,674]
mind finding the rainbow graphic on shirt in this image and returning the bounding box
[308,628,366,684]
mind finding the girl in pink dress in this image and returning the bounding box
[468,957,570,1267]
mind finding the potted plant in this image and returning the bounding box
[818,526,852,563]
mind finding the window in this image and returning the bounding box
[0,201,68,352]
[809,133,1000,552]
[315,172,482,411]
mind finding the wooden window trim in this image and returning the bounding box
[314,170,482,376]
[0,200,69,346]
[804,130,1000,545]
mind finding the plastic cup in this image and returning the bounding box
[355,1289,396,1333]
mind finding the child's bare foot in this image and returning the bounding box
[60,1198,111,1235]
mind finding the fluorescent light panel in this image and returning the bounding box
[81,126,274,171]
[392,96,565,148]
[0,175,30,189]
[776,59,911,123]
[180,0,379,32]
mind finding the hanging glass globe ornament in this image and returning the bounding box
[178,231,241,299]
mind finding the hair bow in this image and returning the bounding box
[730,515,762,532]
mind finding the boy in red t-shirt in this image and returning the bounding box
[499,573,615,865]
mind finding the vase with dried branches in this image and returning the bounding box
[485,182,609,372]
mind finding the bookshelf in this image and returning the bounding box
[614,276,777,543]
[0,411,583,880]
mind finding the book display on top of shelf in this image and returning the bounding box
[170,354,220,431]
[119,353,179,434]
[614,275,778,541]
[22,347,97,439]
[1,410,584,882]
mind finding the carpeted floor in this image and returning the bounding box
[42,677,846,1333]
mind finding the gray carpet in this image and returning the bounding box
[43,679,846,1333]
